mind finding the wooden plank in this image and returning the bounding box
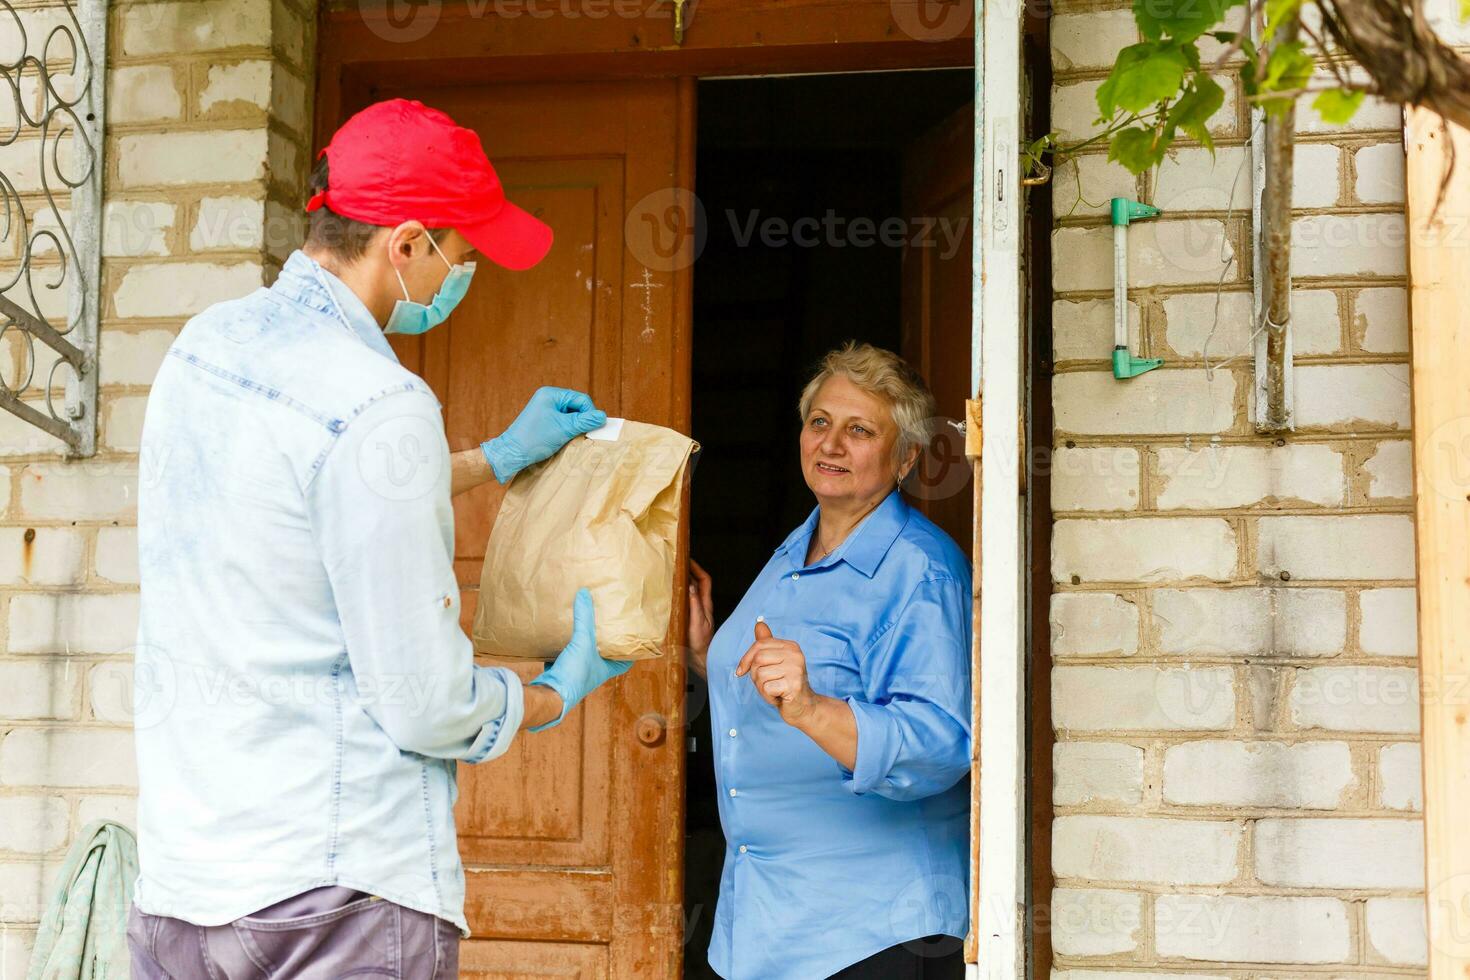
[1405,105,1470,980]
[974,0,1026,973]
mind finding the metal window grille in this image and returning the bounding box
[0,0,105,457]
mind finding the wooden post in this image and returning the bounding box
[1406,105,1470,980]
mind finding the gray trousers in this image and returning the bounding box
[126,885,460,979]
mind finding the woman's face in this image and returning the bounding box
[799,374,917,509]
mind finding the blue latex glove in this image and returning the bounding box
[527,588,633,732]
[481,387,607,484]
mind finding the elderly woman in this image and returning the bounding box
[687,342,972,980]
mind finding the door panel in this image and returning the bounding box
[900,103,976,557]
[373,78,694,979]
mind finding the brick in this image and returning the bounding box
[7,592,139,655]
[191,196,266,251]
[0,136,75,194]
[1290,143,1343,208]
[113,262,262,319]
[117,129,269,188]
[1255,817,1424,888]
[1054,371,1236,436]
[1293,363,1411,428]
[1052,79,1105,143]
[1290,213,1408,279]
[1354,141,1406,205]
[1427,0,1470,42]
[1290,665,1421,733]
[17,463,138,521]
[1257,515,1416,581]
[1053,518,1237,583]
[1364,439,1412,499]
[1132,220,1236,289]
[1378,742,1423,811]
[1051,593,1139,657]
[102,200,176,258]
[1296,65,1402,132]
[1053,226,1113,293]
[1365,896,1428,966]
[1155,444,1344,509]
[88,661,137,725]
[1356,286,1410,353]
[198,60,272,116]
[99,328,176,386]
[108,65,182,124]
[0,403,69,457]
[1051,10,1137,69]
[263,198,308,260]
[0,796,69,853]
[1051,447,1140,511]
[1052,155,1137,220]
[1288,288,1343,354]
[0,729,137,788]
[1154,145,1252,213]
[101,395,149,453]
[1053,665,1236,731]
[1152,587,1347,657]
[1154,894,1349,963]
[1052,298,1139,363]
[1162,740,1353,808]
[120,0,272,56]
[1053,815,1242,885]
[0,861,61,923]
[1162,291,1251,360]
[0,661,80,720]
[1051,888,1142,956]
[270,62,309,137]
[78,793,138,829]
[1053,742,1144,805]
[0,930,32,979]
[268,129,302,190]
[95,527,140,585]
[0,526,86,585]
[1053,973,1228,980]
[1360,587,1417,656]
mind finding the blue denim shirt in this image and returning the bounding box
[131,248,524,938]
[704,490,972,979]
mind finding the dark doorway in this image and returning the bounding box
[682,68,974,978]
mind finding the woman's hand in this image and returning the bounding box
[736,621,820,725]
[686,560,715,679]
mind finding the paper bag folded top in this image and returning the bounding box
[471,418,696,661]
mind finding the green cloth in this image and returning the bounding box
[26,820,138,980]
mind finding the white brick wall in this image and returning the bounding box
[0,0,318,957]
[1048,1,1422,974]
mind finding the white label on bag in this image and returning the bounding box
[585,417,625,442]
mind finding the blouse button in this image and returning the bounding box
[728,728,738,738]
[738,845,748,854]
[729,788,739,797]
[791,572,800,580]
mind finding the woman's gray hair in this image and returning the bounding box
[797,342,937,465]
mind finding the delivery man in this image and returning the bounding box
[126,99,631,978]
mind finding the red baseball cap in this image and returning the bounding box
[306,98,552,271]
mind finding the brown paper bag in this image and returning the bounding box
[471,418,696,661]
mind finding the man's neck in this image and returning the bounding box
[303,246,390,329]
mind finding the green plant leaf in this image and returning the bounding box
[1097,42,1190,116]
[1169,74,1226,147]
[1264,0,1304,38]
[1256,38,1313,114]
[1109,126,1170,173]
[1134,0,1246,42]
[1312,88,1364,124]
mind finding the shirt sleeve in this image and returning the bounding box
[839,573,972,801]
[305,386,524,764]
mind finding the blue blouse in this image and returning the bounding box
[704,489,973,980]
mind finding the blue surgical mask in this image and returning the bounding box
[384,233,476,335]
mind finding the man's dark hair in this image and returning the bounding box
[305,155,450,265]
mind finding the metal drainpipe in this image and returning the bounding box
[1258,16,1300,432]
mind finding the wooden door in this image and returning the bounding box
[380,79,695,979]
[900,103,976,556]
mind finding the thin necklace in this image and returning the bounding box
[812,493,885,562]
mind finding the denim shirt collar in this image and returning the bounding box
[272,248,400,365]
[774,488,909,578]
